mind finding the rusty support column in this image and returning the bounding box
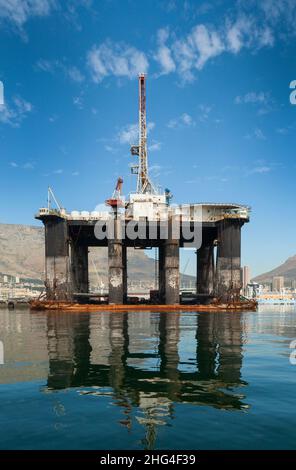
[71,243,88,294]
[163,220,180,305]
[158,244,165,303]
[44,217,72,300]
[216,219,242,300]
[196,239,215,296]
[108,219,123,304]
[122,244,127,304]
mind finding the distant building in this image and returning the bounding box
[3,275,8,283]
[241,266,251,292]
[291,280,296,290]
[272,276,284,292]
[246,282,260,299]
[15,276,20,284]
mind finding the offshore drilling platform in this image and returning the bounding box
[34,74,252,309]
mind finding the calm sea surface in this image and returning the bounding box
[0,306,295,450]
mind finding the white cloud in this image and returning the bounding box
[23,162,34,169]
[154,28,176,75]
[104,144,117,153]
[73,95,84,109]
[0,0,55,29]
[149,164,162,177]
[157,27,170,44]
[163,0,177,12]
[153,10,276,82]
[163,23,225,82]
[254,128,266,140]
[245,128,267,140]
[190,25,224,70]
[9,161,35,169]
[276,127,289,135]
[117,122,155,144]
[0,1,92,34]
[182,113,194,126]
[171,38,196,83]
[0,96,33,126]
[87,40,148,83]
[118,123,138,144]
[226,15,273,53]
[167,113,195,128]
[36,58,58,73]
[226,20,244,54]
[13,96,33,113]
[149,141,162,152]
[49,114,58,123]
[198,104,212,122]
[67,66,85,83]
[36,59,85,82]
[145,122,155,133]
[248,165,271,175]
[62,0,93,30]
[102,122,155,156]
[166,24,225,83]
[258,0,296,35]
[167,119,176,129]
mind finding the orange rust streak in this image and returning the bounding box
[29,300,257,313]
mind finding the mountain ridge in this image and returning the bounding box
[252,254,296,284]
[0,223,195,287]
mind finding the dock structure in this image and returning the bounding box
[36,74,250,305]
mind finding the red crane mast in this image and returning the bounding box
[130,74,156,194]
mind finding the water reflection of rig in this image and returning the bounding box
[34,74,252,308]
[45,311,249,449]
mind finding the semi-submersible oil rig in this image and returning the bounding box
[33,74,253,310]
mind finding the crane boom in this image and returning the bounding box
[47,186,62,211]
[105,177,124,209]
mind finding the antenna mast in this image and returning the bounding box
[130,73,156,194]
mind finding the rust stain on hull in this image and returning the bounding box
[29,299,257,313]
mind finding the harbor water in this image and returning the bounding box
[0,306,295,450]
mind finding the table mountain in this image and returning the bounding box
[252,255,296,285]
[0,223,195,288]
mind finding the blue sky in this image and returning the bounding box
[0,0,296,277]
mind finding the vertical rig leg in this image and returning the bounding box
[216,220,242,300]
[44,218,72,300]
[122,245,127,304]
[71,244,89,295]
[163,220,180,304]
[196,240,215,297]
[158,244,165,303]
[108,219,124,304]
[44,217,73,300]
